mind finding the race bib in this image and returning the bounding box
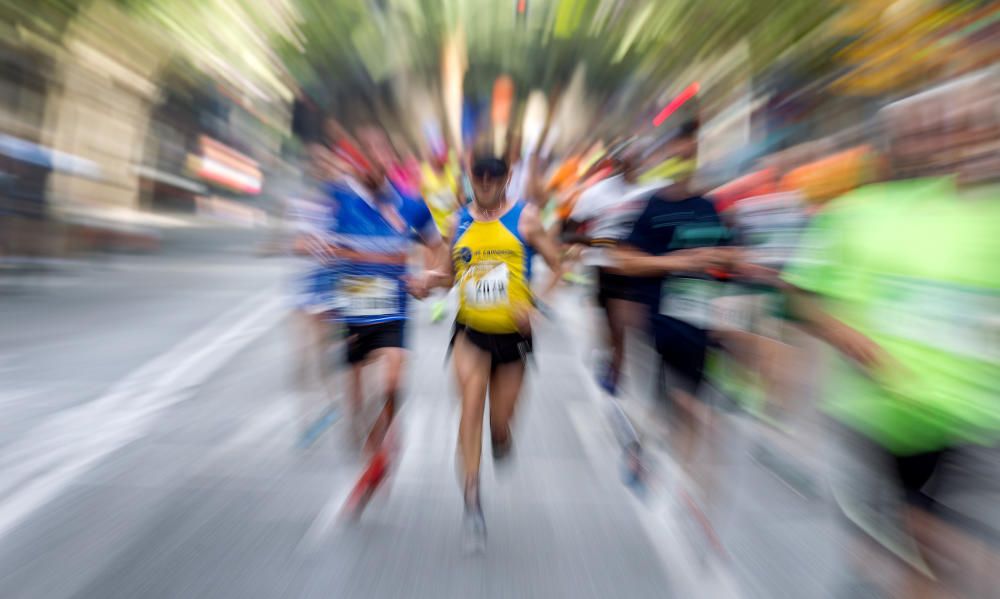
[660,278,719,329]
[337,276,399,317]
[711,290,759,333]
[870,277,1000,362]
[463,262,510,308]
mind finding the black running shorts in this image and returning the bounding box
[345,320,406,364]
[596,268,643,308]
[452,322,533,370]
[653,317,709,395]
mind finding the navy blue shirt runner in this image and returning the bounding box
[624,194,729,333]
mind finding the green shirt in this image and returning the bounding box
[783,177,1000,455]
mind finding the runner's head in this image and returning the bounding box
[343,140,387,191]
[431,149,449,171]
[470,157,510,210]
[659,120,699,195]
[665,119,699,163]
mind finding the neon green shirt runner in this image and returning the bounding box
[783,177,1000,455]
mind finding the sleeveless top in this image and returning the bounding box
[451,201,534,334]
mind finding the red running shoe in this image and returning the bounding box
[342,449,390,520]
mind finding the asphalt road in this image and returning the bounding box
[0,228,943,598]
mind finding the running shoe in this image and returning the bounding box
[596,361,618,396]
[343,449,389,520]
[621,441,647,495]
[297,405,340,449]
[462,480,487,553]
[463,504,487,553]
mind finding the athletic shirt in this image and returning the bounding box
[570,174,664,267]
[420,162,459,235]
[326,180,437,325]
[625,195,730,333]
[452,201,535,334]
[784,177,1000,455]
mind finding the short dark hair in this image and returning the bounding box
[471,157,509,179]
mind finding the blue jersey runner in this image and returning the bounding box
[325,179,438,326]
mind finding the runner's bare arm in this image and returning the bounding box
[609,246,729,277]
[785,287,892,373]
[519,204,563,298]
[420,217,456,292]
[408,221,452,298]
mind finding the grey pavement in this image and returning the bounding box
[0,238,917,598]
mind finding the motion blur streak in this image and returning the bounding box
[1,1,999,598]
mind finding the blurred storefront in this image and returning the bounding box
[42,2,166,214]
[0,36,54,220]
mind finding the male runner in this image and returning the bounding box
[782,85,1000,597]
[563,151,663,395]
[325,153,448,517]
[425,156,561,550]
[611,121,733,481]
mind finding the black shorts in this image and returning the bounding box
[892,449,951,510]
[653,318,709,395]
[596,268,642,308]
[452,323,533,371]
[838,424,954,513]
[345,320,406,364]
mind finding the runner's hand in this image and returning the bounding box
[827,323,901,376]
[670,247,735,273]
[733,261,781,284]
[405,273,431,299]
[406,270,451,299]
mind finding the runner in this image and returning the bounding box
[781,83,1000,597]
[419,152,462,323]
[611,121,734,484]
[563,150,662,395]
[323,152,448,518]
[425,156,562,550]
[290,143,344,446]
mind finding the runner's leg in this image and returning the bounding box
[348,351,365,446]
[363,347,404,456]
[454,332,491,489]
[604,297,635,392]
[488,359,526,455]
[453,331,491,549]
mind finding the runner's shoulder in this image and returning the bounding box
[324,180,355,199]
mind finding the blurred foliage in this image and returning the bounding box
[279,0,839,112]
[2,0,842,126]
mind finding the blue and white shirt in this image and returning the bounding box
[325,179,438,325]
